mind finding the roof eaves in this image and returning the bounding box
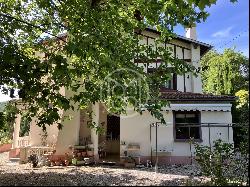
[145,27,213,49]
[175,34,213,48]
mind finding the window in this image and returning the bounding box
[147,68,177,90]
[162,77,174,89]
[174,111,201,141]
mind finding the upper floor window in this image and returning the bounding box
[147,68,177,90]
[174,111,202,142]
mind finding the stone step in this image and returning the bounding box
[5,158,20,166]
[9,157,20,162]
[100,161,117,166]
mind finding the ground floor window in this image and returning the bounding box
[174,111,201,141]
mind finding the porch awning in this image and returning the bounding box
[162,103,232,112]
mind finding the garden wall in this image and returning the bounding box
[0,143,11,153]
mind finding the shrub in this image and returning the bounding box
[0,134,12,145]
[194,139,249,186]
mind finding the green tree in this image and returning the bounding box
[0,103,17,144]
[233,89,249,149]
[0,103,31,143]
[201,48,249,95]
[0,0,237,130]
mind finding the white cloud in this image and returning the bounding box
[212,27,233,38]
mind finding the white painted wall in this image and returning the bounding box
[120,110,233,157]
[200,111,234,145]
[54,89,80,155]
[120,111,171,157]
[29,118,59,147]
[191,44,202,93]
[29,87,65,147]
[54,107,80,154]
[79,108,91,144]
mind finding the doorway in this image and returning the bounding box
[100,115,120,163]
[107,115,120,141]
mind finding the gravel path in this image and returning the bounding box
[0,152,208,186]
[0,151,9,165]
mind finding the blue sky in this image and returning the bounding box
[0,0,249,102]
[174,0,249,57]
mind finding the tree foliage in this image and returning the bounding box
[233,89,249,149]
[201,48,249,95]
[19,113,31,137]
[235,90,249,109]
[0,103,17,144]
[0,0,237,129]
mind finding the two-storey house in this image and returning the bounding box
[10,27,235,165]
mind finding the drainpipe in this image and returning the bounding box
[155,122,158,173]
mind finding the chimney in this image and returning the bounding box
[185,27,197,40]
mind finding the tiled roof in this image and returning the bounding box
[160,90,236,102]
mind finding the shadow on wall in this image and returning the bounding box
[0,167,205,186]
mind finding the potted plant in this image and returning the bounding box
[64,153,71,166]
[81,149,87,157]
[86,146,94,157]
[28,154,39,168]
[72,158,77,165]
[50,160,56,167]
[124,156,136,168]
[55,160,61,166]
[77,151,82,157]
